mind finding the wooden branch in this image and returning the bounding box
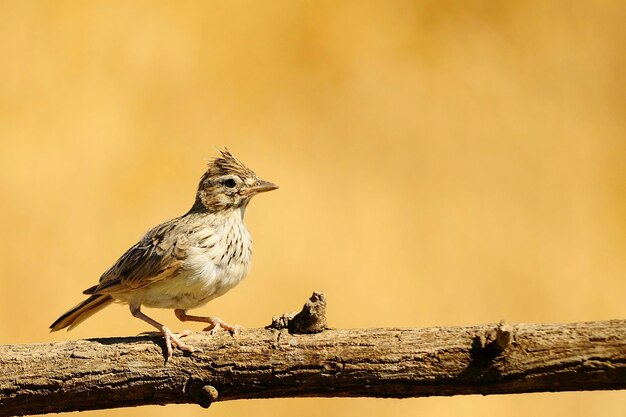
[1,293,625,416]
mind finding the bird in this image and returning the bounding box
[50,148,278,358]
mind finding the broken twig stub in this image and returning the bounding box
[266,291,327,333]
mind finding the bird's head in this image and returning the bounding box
[191,148,278,214]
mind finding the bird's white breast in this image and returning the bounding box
[137,209,252,309]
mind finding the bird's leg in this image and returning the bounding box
[130,304,196,359]
[174,309,240,336]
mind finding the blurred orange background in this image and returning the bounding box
[1,1,625,416]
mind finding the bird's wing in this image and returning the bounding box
[85,219,191,295]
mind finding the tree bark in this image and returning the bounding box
[1,294,625,416]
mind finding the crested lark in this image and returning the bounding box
[50,149,278,358]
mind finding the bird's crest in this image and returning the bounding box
[207,147,255,178]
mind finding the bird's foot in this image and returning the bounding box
[161,326,199,359]
[139,329,192,338]
[202,317,240,336]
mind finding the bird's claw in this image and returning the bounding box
[161,326,200,359]
[202,317,240,336]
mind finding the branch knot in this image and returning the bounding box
[266,291,327,334]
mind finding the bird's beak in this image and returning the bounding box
[249,179,279,194]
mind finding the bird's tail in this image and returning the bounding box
[50,294,114,332]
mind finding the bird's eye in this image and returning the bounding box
[223,178,237,188]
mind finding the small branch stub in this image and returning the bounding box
[266,291,327,333]
[200,385,218,408]
[473,320,514,356]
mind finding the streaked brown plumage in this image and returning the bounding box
[50,149,277,358]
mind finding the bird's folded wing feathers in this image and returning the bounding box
[85,220,191,295]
